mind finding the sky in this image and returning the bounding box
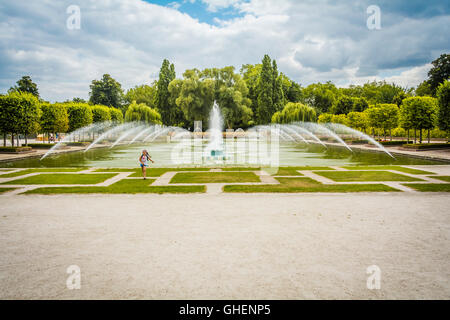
[0,0,449,102]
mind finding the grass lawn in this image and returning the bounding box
[224,177,399,193]
[94,167,210,177]
[0,187,16,193]
[1,173,117,185]
[430,176,450,182]
[0,168,85,178]
[341,165,434,175]
[221,167,261,171]
[314,170,423,182]
[272,166,334,176]
[403,183,450,192]
[171,171,260,183]
[24,179,206,194]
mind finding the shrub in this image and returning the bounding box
[271,102,317,123]
[403,143,450,149]
[0,146,32,153]
[23,143,56,149]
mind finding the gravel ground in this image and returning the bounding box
[0,193,449,299]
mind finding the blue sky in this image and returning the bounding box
[0,0,449,101]
[144,0,247,24]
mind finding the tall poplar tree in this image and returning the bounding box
[256,55,274,124]
[155,59,176,125]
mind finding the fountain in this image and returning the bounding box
[205,101,224,158]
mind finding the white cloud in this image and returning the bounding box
[0,0,448,101]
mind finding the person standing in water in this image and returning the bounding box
[139,150,154,179]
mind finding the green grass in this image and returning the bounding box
[314,170,423,182]
[24,179,206,194]
[224,177,399,193]
[1,173,117,185]
[221,167,261,171]
[0,187,16,193]
[430,176,450,182]
[403,183,450,192]
[170,171,260,183]
[272,166,334,176]
[341,165,434,175]
[0,168,85,178]
[94,167,210,177]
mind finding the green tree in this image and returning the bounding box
[0,94,20,146]
[9,76,39,97]
[125,84,157,108]
[401,97,438,143]
[436,80,450,142]
[364,104,399,140]
[415,81,433,96]
[109,108,124,123]
[317,113,333,124]
[301,82,338,114]
[272,60,284,114]
[347,111,368,132]
[40,103,69,143]
[427,53,450,94]
[11,91,41,145]
[66,103,93,132]
[89,74,125,112]
[240,63,262,115]
[167,79,186,127]
[91,105,111,123]
[124,101,161,124]
[352,97,369,112]
[331,95,353,114]
[271,102,316,124]
[256,55,274,124]
[155,59,177,125]
[175,69,215,126]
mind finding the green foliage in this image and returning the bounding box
[155,59,177,125]
[89,74,125,111]
[436,80,450,140]
[40,103,69,134]
[0,92,41,142]
[174,69,215,125]
[66,103,93,132]
[301,82,338,114]
[256,55,275,124]
[201,66,253,128]
[415,81,433,96]
[400,97,438,142]
[125,84,156,108]
[271,102,317,123]
[427,53,450,93]
[9,76,39,97]
[124,101,161,124]
[91,105,111,123]
[331,95,354,114]
[347,111,368,131]
[317,113,333,123]
[364,104,399,138]
[109,107,124,123]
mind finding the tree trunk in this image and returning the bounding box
[11,134,14,147]
[414,129,416,144]
[3,134,5,147]
[384,129,386,141]
[428,129,430,144]
[407,129,410,144]
[25,134,28,146]
[390,129,392,141]
[419,129,422,144]
[17,134,19,147]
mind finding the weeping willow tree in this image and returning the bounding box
[124,101,162,124]
[271,102,317,124]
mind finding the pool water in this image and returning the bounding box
[0,141,446,168]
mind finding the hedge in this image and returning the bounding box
[403,143,450,150]
[0,146,33,153]
[23,143,56,149]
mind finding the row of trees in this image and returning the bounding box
[317,81,450,143]
[0,90,162,146]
